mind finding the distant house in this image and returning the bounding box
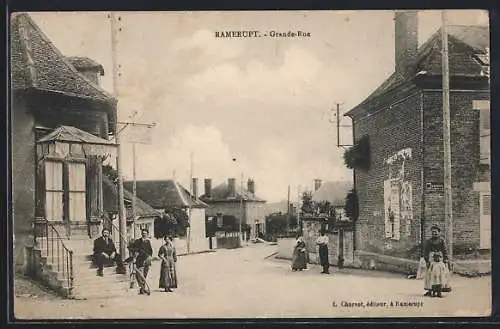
[311,179,353,220]
[344,11,490,261]
[11,13,117,267]
[124,179,210,254]
[102,176,161,243]
[200,178,267,238]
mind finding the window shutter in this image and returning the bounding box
[482,194,491,216]
[35,158,46,218]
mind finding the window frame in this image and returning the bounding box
[44,158,65,222]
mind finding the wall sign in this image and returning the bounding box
[426,182,444,193]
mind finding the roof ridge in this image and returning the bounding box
[16,14,38,88]
[174,181,189,207]
[20,13,116,103]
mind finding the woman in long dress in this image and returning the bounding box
[291,236,308,271]
[158,235,178,292]
[423,225,450,296]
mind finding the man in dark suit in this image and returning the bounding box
[93,228,126,276]
[128,228,153,293]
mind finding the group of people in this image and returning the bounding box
[291,230,330,274]
[291,225,452,298]
[92,228,179,295]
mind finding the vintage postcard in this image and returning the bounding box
[11,10,491,319]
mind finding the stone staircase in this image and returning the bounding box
[36,235,133,300]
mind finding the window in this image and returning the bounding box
[67,162,86,222]
[480,193,491,249]
[473,100,490,165]
[482,194,491,216]
[45,161,63,221]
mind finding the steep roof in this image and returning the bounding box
[347,25,489,115]
[10,13,116,106]
[123,180,209,209]
[103,176,161,220]
[312,181,353,206]
[200,181,266,203]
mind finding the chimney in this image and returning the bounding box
[192,178,198,198]
[228,178,236,197]
[314,179,322,191]
[66,56,105,86]
[204,178,212,198]
[394,10,419,77]
[247,178,255,195]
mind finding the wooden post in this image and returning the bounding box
[441,10,453,261]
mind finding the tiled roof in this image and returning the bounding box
[37,125,115,145]
[103,176,161,220]
[10,13,116,106]
[349,25,489,113]
[66,56,105,75]
[312,181,353,206]
[123,180,209,209]
[200,181,266,203]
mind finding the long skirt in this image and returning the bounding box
[424,261,451,292]
[159,260,178,289]
[292,249,308,270]
[319,245,329,266]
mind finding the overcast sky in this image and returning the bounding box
[29,10,488,202]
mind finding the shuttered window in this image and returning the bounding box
[45,161,64,221]
[67,162,86,222]
[482,194,491,216]
[473,100,490,165]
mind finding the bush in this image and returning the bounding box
[343,135,371,171]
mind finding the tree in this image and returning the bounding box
[345,189,359,222]
[343,135,371,171]
[102,164,118,183]
[301,191,314,214]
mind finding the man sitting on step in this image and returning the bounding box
[93,228,126,277]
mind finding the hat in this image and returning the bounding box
[430,225,441,232]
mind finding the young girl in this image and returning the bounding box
[428,251,447,297]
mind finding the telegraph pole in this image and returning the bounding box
[287,185,291,230]
[441,10,453,262]
[239,172,244,245]
[297,185,302,233]
[187,151,194,254]
[110,12,127,257]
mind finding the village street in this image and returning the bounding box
[15,243,490,319]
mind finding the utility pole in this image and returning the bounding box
[110,12,127,257]
[239,172,244,245]
[187,151,193,254]
[287,185,291,230]
[441,10,453,262]
[297,185,301,233]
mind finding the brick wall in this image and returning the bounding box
[354,92,423,259]
[422,90,490,249]
[352,89,490,259]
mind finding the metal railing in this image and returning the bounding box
[33,220,74,295]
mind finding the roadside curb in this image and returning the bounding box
[264,252,278,260]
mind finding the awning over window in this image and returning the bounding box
[37,125,117,159]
